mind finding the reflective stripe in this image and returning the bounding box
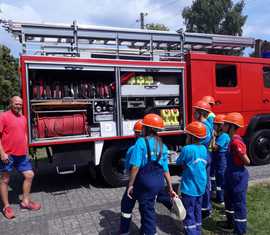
[196,223,202,226]
[121,212,132,219]
[193,158,207,164]
[120,233,129,235]
[184,224,197,229]
[225,210,234,214]
[210,177,216,180]
[201,208,209,211]
[216,186,222,191]
[235,218,247,222]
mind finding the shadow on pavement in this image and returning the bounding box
[98,209,140,235]
[0,161,110,208]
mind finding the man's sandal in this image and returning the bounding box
[3,206,15,219]
[20,201,41,211]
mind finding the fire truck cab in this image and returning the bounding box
[1,20,269,187]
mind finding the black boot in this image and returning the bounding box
[217,220,234,232]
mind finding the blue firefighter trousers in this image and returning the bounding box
[120,189,137,235]
[209,152,216,193]
[214,152,227,203]
[120,187,172,234]
[182,193,203,235]
[224,168,249,235]
[121,161,164,235]
[202,152,212,215]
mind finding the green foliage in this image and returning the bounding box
[0,45,19,106]
[182,0,247,55]
[182,0,247,35]
[145,23,169,31]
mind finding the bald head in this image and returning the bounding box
[9,96,23,115]
[10,96,22,104]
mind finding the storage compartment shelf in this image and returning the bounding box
[33,109,87,114]
[121,85,179,97]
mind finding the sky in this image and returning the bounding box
[0,0,269,57]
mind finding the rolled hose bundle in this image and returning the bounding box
[36,113,87,138]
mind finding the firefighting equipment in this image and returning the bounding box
[202,95,215,105]
[185,121,207,139]
[127,76,136,85]
[127,75,154,85]
[193,100,212,113]
[160,109,172,126]
[214,114,226,124]
[32,80,112,99]
[172,197,186,221]
[223,112,244,128]
[36,113,87,138]
[133,119,143,133]
[171,109,179,126]
[160,109,180,126]
[144,76,154,85]
[136,76,145,85]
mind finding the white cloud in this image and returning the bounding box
[0,3,42,21]
[0,0,193,56]
[6,0,270,56]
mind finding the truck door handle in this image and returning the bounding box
[263,98,270,103]
[215,100,222,105]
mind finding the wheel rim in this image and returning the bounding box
[255,135,270,161]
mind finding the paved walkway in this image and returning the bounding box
[1,162,270,235]
[0,165,183,235]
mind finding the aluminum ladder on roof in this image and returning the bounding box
[0,19,255,59]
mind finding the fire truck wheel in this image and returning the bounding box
[100,146,129,187]
[249,129,270,165]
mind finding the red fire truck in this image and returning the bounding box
[1,20,269,186]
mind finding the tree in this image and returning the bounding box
[182,0,247,36]
[145,23,169,31]
[0,45,19,107]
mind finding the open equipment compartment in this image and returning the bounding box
[120,67,184,136]
[27,63,117,143]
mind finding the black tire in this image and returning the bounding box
[100,146,129,187]
[249,129,270,165]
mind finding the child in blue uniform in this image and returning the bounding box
[176,121,208,235]
[126,113,177,235]
[193,100,213,219]
[202,95,216,130]
[212,114,230,204]
[220,112,250,235]
[202,96,217,195]
[120,119,143,235]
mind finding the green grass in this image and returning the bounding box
[202,184,270,235]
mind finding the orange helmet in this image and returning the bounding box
[223,112,244,128]
[202,96,215,105]
[133,119,143,133]
[193,100,211,113]
[185,121,207,139]
[142,113,164,129]
[214,114,226,124]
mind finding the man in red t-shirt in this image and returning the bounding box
[0,96,41,219]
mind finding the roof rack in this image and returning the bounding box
[0,19,255,60]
